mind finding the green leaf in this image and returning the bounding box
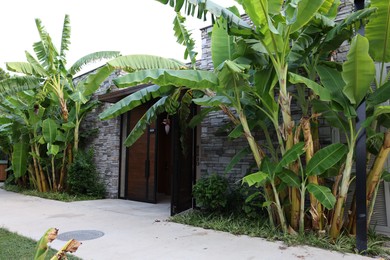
[123,97,168,147]
[42,118,58,143]
[316,65,356,117]
[211,18,235,68]
[69,51,120,76]
[290,0,325,33]
[278,170,300,188]
[269,0,283,14]
[321,8,376,53]
[288,72,331,101]
[382,171,390,182]
[366,0,390,62]
[173,13,197,66]
[107,55,184,72]
[367,81,390,107]
[239,0,267,28]
[306,183,336,210]
[242,171,269,187]
[99,85,174,120]
[275,142,305,173]
[113,69,219,89]
[83,65,115,96]
[342,35,375,105]
[374,106,390,117]
[12,141,29,178]
[224,147,251,173]
[69,91,88,104]
[47,143,59,156]
[193,96,231,106]
[60,14,71,58]
[0,76,41,96]
[306,143,347,176]
[312,99,349,132]
[188,107,219,128]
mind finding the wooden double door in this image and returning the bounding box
[121,102,195,215]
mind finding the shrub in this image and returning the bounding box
[193,174,229,212]
[67,149,105,198]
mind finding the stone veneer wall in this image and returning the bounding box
[78,70,125,198]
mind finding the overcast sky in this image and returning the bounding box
[0,0,241,75]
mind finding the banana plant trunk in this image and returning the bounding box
[278,65,299,231]
[366,131,390,221]
[330,143,355,239]
[302,117,323,230]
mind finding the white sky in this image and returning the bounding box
[0,0,241,75]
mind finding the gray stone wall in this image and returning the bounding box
[78,70,124,198]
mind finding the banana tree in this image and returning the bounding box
[0,15,120,191]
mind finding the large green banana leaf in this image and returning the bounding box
[113,69,219,89]
[124,96,168,146]
[155,0,251,32]
[0,76,41,96]
[367,80,390,108]
[99,85,174,120]
[211,19,235,68]
[366,0,390,62]
[306,143,347,176]
[288,0,325,33]
[42,118,58,143]
[242,171,269,187]
[107,55,184,72]
[342,35,375,105]
[278,169,301,188]
[320,8,376,53]
[69,51,120,76]
[306,183,336,210]
[60,15,71,58]
[275,142,305,173]
[288,72,331,101]
[83,65,115,96]
[12,141,29,178]
[173,13,197,65]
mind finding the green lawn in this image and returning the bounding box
[0,228,81,260]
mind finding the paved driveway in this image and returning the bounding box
[0,188,375,260]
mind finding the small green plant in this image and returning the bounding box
[35,228,81,260]
[193,174,229,212]
[67,149,105,198]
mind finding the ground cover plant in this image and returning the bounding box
[0,228,81,260]
[1,184,103,202]
[95,0,390,246]
[170,209,390,258]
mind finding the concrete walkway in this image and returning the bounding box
[0,188,376,260]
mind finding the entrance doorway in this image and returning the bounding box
[119,102,195,215]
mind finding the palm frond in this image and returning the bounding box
[60,14,71,59]
[69,51,121,76]
[173,13,198,67]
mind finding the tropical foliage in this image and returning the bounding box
[0,15,120,191]
[95,0,390,241]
